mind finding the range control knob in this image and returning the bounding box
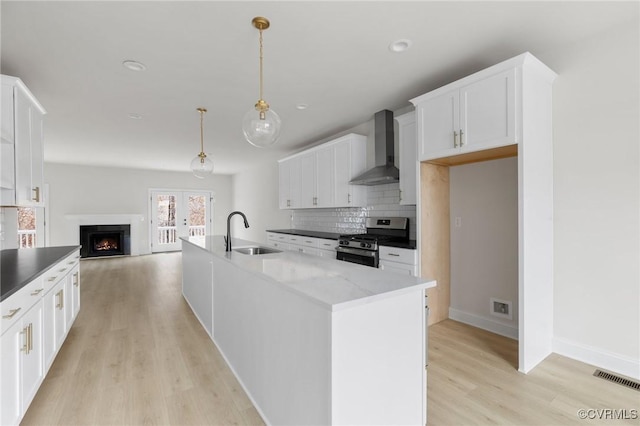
[366,243,372,248]
[360,242,366,248]
[339,240,346,245]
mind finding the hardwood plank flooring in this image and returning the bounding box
[22,253,639,425]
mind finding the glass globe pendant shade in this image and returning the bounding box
[242,105,281,148]
[190,153,214,179]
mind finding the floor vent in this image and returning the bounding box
[593,369,640,391]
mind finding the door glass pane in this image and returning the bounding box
[156,195,176,245]
[188,195,206,237]
[17,207,36,248]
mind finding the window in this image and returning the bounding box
[17,207,36,248]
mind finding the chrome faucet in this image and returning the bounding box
[225,211,250,252]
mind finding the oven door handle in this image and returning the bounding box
[336,246,377,257]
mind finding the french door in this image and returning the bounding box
[150,190,212,253]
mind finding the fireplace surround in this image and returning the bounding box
[79,224,131,258]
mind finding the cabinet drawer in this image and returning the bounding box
[1,277,43,335]
[379,246,417,265]
[286,235,305,246]
[317,238,338,252]
[42,262,70,291]
[298,237,319,249]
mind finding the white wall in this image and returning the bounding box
[231,161,290,244]
[547,19,639,377]
[449,157,518,339]
[44,163,233,254]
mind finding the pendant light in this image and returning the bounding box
[190,107,214,178]
[242,16,281,148]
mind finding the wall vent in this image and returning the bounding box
[593,369,640,391]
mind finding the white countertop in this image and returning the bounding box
[181,235,436,311]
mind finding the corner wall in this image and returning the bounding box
[548,18,639,378]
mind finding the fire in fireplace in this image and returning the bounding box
[80,225,131,258]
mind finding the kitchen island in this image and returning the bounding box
[181,235,436,425]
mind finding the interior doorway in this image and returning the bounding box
[149,190,213,253]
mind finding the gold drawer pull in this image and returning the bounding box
[59,268,67,273]
[48,276,57,282]
[2,308,21,319]
[31,288,44,296]
[388,253,400,257]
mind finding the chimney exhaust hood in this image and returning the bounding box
[349,110,399,186]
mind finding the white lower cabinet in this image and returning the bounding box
[0,249,80,425]
[266,232,338,260]
[379,246,418,276]
[0,293,44,426]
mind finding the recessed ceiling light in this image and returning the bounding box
[128,113,143,120]
[296,103,309,110]
[122,60,147,71]
[389,39,412,53]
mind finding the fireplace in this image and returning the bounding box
[79,225,131,258]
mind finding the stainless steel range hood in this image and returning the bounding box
[350,110,399,186]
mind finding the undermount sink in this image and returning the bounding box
[233,246,282,255]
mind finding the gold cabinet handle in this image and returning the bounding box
[28,323,33,353]
[21,326,29,353]
[32,187,40,202]
[453,130,459,148]
[2,307,21,319]
[56,290,64,309]
[31,288,44,296]
[348,194,351,204]
[460,129,465,146]
[68,261,76,265]
[59,268,67,273]
[388,253,400,257]
[73,272,79,287]
[48,276,57,282]
[399,189,402,202]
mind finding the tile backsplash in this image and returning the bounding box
[291,182,417,239]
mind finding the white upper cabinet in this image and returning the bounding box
[1,75,46,207]
[413,66,516,161]
[278,156,302,209]
[396,111,417,205]
[278,133,366,209]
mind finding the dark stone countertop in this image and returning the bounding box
[266,229,417,250]
[1,246,81,302]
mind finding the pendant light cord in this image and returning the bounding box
[259,26,264,101]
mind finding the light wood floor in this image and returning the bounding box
[22,253,639,425]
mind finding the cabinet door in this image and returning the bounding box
[53,283,66,350]
[278,160,291,209]
[71,266,80,320]
[20,302,44,411]
[0,84,15,205]
[43,287,57,371]
[14,87,32,206]
[0,321,22,426]
[64,275,73,333]
[29,108,44,206]
[315,147,335,207]
[417,88,459,161]
[397,112,417,205]
[459,69,516,152]
[299,152,317,208]
[288,158,301,209]
[379,260,415,276]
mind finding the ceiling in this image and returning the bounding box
[1,1,636,175]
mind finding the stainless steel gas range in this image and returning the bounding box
[336,217,409,268]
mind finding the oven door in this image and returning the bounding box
[336,246,378,268]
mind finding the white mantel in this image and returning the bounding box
[65,214,144,256]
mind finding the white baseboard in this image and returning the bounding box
[553,336,640,381]
[449,307,518,340]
